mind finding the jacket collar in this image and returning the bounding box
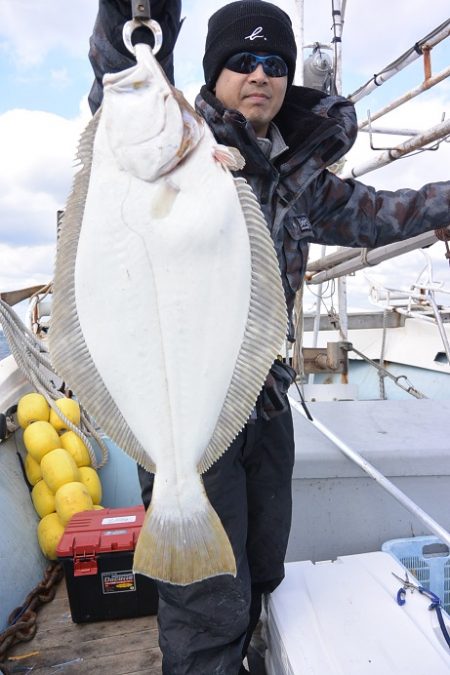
[196,86,279,177]
[195,84,357,176]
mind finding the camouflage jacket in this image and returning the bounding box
[195,85,450,338]
[89,1,450,339]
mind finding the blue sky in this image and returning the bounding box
[0,0,449,311]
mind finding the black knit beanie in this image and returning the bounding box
[203,1,297,90]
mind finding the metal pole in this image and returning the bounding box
[342,117,450,180]
[359,125,430,137]
[348,20,450,103]
[427,291,450,365]
[288,396,450,548]
[308,245,326,384]
[332,0,344,95]
[307,246,361,273]
[307,231,439,284]
[358,65,450,130]
[292,0,304,85]
[330,0,348,339]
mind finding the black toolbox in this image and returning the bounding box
[57,505,158,623]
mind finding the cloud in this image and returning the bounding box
[0,243,54,290]
[50,68,71,89]
[0,104,90,247]
[0,0,97,67]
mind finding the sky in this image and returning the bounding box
[0,0,449,317]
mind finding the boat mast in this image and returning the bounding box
[331,0,349,342]
[291,0,304,85]
[291,0,349,376]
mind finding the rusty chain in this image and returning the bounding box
[0,562,63,673]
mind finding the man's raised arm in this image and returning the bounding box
[88,0,182,113]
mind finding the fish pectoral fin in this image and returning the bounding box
[212,145,245,171]
[133,475,236,585]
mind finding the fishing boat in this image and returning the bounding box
[1,1,450,673]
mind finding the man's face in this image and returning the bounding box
[214,55,288,138]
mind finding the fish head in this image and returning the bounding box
[101,44,203,181]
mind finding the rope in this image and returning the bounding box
[394,573,450,650]
[322,308,428,399]
[0,299,108,468]
[346,344,427,399]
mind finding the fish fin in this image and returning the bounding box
[49,110,155,474]
[133,473,236,585]
[198,177,287,474]
[213,145,245,171]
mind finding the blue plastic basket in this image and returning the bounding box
[382,536,450,613]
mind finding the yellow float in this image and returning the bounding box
[49,398,81,432]
[23,421,61,463]
[41,448,80,493]
[31,480,56,518]
[55,481,94,525]
[24,453,42,486]
[59,430,91,467]
[78,466,102,504]
[17,392,50,429]
[37,512,65,560]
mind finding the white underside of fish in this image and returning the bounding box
[50,43,287,585]
[76,121,251,478]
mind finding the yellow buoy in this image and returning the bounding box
[49,398,81,432]
[17,392,50,429]
[60,431,91,467]
[37,512,65,560]
[23,421,61,463]
[41,448,80,493]
[55,481,94,525]
[31,480,56,518]
[78,466,102,505]
[24,453,42,486]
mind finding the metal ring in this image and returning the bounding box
[122,19,163,56]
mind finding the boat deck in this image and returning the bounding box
[6,577,162,674]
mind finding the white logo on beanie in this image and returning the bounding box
[244,26,267,41]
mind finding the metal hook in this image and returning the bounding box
[122,19,163,57]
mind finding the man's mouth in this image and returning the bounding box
[244,92,270,101]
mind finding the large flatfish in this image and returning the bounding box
[49,41,287,585]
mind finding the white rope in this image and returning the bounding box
[0,299,109,469]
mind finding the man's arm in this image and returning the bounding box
[88,0,182,114]
[308,169,450,248]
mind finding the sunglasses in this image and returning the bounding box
[224,52,288,78]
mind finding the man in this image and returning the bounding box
[89,1,450,673]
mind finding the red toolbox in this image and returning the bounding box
[57,505,158,623]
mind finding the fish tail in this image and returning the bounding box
[133,473,236,585]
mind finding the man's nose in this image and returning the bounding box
[249,64,268,82]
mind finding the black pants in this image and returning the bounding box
[138,402,295,675]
